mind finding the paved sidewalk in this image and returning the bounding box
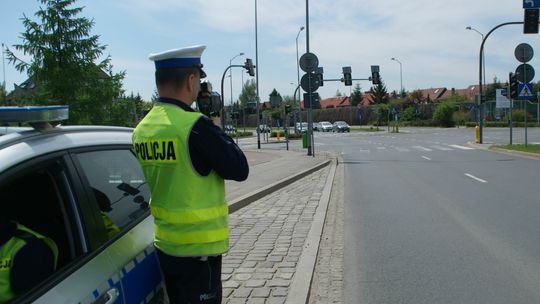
[222,163,332,304]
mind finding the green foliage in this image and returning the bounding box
[400,106,418,121]
[371,77,389,104]
[504,109,533,122]
[484,76,503,101]
[453,111,469,126]
[6,0,125,125]
[238,79,257,110]
[350,83,363,106]
[375,103,389,126]
[432,102,455,127]
[336,90,343,97]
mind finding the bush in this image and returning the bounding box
[432,103,455,127]
[503,109,533,122]
[400,107,418,121]
[453,111,469,126]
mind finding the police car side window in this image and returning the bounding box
[75,150,150,239]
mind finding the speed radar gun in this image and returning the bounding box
[197,82,222,117]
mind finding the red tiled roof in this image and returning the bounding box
[320,96,350,108]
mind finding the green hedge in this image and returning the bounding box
[464,122,540,128]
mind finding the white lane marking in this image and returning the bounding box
[358,149,370,153]
[465,173,488,183]
[422,156,431,160]
[430,145,453,151]
[449,144,475,150]
[395,147,410,152]
[413,145,433,151]
[376,146,386,150]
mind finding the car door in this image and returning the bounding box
[0,152,123,304]
[71,147,164,304]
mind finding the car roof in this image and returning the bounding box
[0,125,134,172]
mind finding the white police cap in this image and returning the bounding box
[149,45,207,78]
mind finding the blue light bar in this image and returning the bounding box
[0,106,69,123]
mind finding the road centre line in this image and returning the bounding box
[421,156,431,160]
[465,173,488,183]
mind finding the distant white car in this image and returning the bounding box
[319,121,333,132]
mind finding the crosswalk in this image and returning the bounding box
[345,144,476,154]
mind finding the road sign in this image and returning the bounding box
[515,63,535,83]
[300,72,321,92]
[299,53,319,73]
[518,83,534,99]
[524,0,540,8]
[514,43,534,62]
[496,89,510,108]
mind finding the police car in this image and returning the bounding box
[0,106,164,304]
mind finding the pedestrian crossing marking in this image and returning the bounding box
[430,145,453,151]
[412,146,432,151]
[449,144,475,150]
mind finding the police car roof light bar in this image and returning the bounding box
[0,105,69,131]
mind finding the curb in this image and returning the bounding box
[228,159,332,214]
[467,141,540,160]
[286,158,337,304]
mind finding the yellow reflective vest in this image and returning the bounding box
[0,224,58,303]
[133,102,229,256]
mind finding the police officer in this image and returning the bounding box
[133,45,249,303]
[0,216,58,303]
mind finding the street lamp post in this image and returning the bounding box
[255,0,261,149]
[296,26,305,126]
[466,26,486,123]
[1,43,6,102]
[229,52,244,106]
[390,57,403,97]
[229,52,244,144]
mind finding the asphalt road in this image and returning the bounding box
[313,128,540,304]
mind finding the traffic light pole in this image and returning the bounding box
[478,21,523,144]
[221,64,247,127]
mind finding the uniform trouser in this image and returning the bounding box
[156,249,222,304]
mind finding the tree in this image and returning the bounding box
[371,77,389,104]
[484,76,503,101]
[238,79,256,112]
[336,90,343,97]
[0,84,6,104]
[350,83,363,106]
[6,0,124,125]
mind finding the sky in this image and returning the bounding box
[1,0,540,104]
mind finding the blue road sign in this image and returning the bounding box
[518,83,534,99]
[524,0,540,8]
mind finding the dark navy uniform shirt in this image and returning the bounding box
[157,97,249,182]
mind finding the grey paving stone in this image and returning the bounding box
[267,280,290,287]
[223,280,241,288]
[233,288,253,298]
[272,287,288,297]
[234,273,252,281]
[244,280,266,288]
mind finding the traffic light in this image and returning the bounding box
[316,67,324,87]
[371,65,380,85]
[244,58,255,76]
[285,104,291,114]
[524,8,539,34]
[342,66,352,86]
[509,72,518,99]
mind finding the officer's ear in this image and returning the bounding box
[186,72,198,93]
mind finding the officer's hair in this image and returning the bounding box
[155,67,199,89]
